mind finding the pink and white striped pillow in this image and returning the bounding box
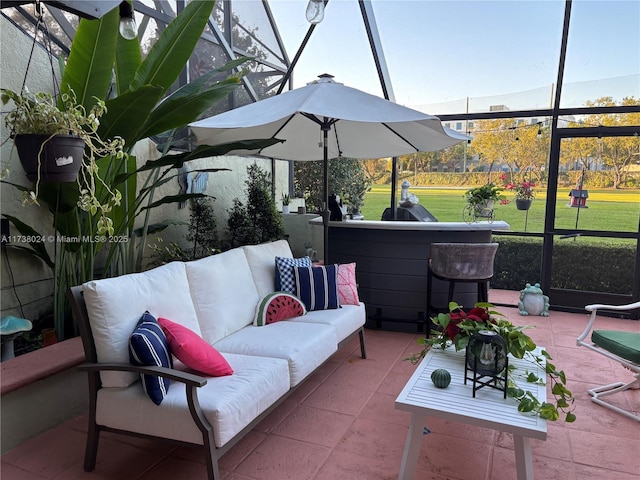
[337,263,360,306]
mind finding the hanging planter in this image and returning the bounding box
[515,198,533,211]
[1,88,125,232]
[14,134,84,182]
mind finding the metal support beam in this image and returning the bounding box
[359,0,399,217]
[541,0,572,295]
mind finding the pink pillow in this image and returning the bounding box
[158,318,233,377]
[337,263,360,305]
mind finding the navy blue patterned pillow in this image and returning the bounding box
[275,256,311,293]
[293,264,340,311]
[129,311,172,405]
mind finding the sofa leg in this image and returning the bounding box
[83,421,100,471]
[359,328,367,359]
[203,431,220,480]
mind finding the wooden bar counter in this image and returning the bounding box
[311,218,510,331]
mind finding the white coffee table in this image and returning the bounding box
[395,345,547,480]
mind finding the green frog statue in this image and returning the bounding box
[518,283,550,316]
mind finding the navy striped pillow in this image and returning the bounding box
[129,311,173,405]
[293,264,340,311]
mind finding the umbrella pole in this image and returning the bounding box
[322,122,330,264]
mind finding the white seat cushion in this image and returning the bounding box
[95,353,290,448]
[242,240,293,298]
[186,249,260,344]
[82,262,200,388]
[214,322,337,387]
[290,303,366,343]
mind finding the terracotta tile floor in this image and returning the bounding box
[2,292,639,480]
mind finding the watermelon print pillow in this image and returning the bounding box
[293,264,340,311]
[338,263,360,305]
[157,317,233,377]
[254,292,307,326]
[275,256,311,293]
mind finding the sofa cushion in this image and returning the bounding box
[186,248,260,345]
[337,263,360,306]
[158,317,233,377]
[83,262,200,388]
[243,240,293,298]
[294,264,340,311]
[95,353,290,448]
[129,312,172,405]
[290,303,366,344]
[214,322,337,387]
[254,292,307,327]
[275,256,311,293]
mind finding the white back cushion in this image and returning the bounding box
[82,262,199,388]
[242,240,293,298]
[186,248,260,344]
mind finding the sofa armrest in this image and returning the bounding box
[78,363,207,387]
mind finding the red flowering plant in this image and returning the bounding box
[501,173,536,201]
[407,302,576,422]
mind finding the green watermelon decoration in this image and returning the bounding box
[254,292,307,326]
[431,368,451,388]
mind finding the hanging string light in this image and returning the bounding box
[306,0,325,24]
[119,1,138,40]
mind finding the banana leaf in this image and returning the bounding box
[2,215,54,268]
[141,193,209,211]
[111,138,283,186]
[129,1,215,93]
[138,78,241,139]
[115,19,142,94]
[61,9,118,108]
[98,86,164,147]
[133,220,187,237]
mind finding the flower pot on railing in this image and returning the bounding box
[14,134,84,182]
[515,199,533,211]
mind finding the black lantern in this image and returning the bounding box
[464,330,509,398]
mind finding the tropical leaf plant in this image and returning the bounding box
[3,0,279,340]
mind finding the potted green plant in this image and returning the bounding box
[407,302,576,422]
[281,192,290,214]
[1,87,125,235]
[464,182,505,210]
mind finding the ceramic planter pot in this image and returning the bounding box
[14,134,84,182]
[515,199,533,211]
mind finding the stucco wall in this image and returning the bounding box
[0,16,290,326]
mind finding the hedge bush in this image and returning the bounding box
[492,236,634,294]
[393,171,640,188]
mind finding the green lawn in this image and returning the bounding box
[360,185,640,234]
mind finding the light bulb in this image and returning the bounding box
[119,2,137,40]
[479,343,495,366]
[306,0,325,24]
[119,17,137,40]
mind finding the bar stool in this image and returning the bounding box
[427,242,499,316]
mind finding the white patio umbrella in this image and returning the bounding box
[189,74,469,262]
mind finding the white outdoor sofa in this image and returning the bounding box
[67,239,366,479]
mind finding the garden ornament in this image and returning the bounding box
[399,180,419,207]
[1,315,33,361]
[518,283,550,316]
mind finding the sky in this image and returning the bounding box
[267,0,640,113]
